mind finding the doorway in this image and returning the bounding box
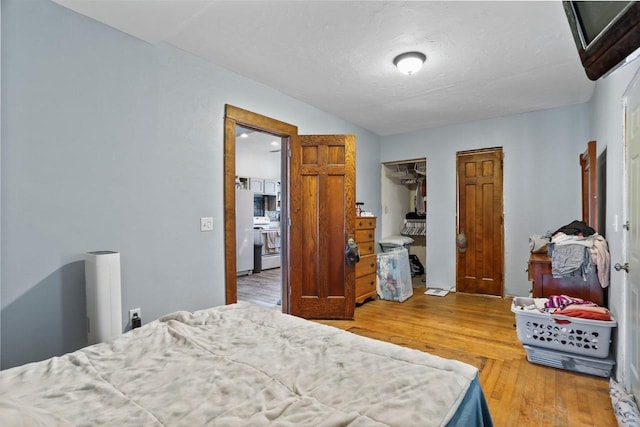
[456,147,504,296]
[224,105,297,312]
[224,105,357,319]
[235,126,283,308]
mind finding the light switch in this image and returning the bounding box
[200,217,213,231]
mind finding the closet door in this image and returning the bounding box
[456,148,504,296]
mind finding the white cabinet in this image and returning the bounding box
[264,179,279,195]
[251,178,279,195]
[250,178,264,193]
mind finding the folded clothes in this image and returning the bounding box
[558,304,609,314]
[544,295,595,310]
[553,308,612,321]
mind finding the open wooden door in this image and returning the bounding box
[288,134,356,319]
[224,105,356,320]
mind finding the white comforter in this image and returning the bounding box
[0,302,478,426]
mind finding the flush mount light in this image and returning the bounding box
[393,51,427,75]
[270,141,280,146]
[239,132,249,138]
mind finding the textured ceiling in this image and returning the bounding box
[53,0,595,136]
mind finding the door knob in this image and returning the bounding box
[614,262,630,273]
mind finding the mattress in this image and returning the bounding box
[0,302,492,426]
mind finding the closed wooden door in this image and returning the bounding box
[580,140,598,230]
[289,134,356,319]
[456,148,504,296]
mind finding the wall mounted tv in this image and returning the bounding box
[563,1,640,80]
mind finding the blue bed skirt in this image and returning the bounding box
[446,376,493,426]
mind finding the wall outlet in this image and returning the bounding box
[129,308,141,323]
[200,217,214,231]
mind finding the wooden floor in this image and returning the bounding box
[317,290,616,427]
[237,268,281,308]
[236,274,616,426]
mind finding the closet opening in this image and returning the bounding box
[380,158,427,287]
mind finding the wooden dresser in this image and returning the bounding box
[355,216,377,305]
[528,253,605,306]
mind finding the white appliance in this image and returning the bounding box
[85,251,122,345]
[253,216,281,270]
[236,189,254,275]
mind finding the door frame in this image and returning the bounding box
[224,105,298,313]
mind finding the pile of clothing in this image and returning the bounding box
[549,220,610,288]
[521,294,612,321]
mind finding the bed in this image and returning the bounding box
[0,302,492,426]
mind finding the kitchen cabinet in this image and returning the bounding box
[355,217,377,305]
[250,178,264,193]
[264,179,279,195]
[250,178,279,195]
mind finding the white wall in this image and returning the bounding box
[380,105,590,296]
[236,143,281,180]
[0,0,381,369]
[380,165,412,238]
[588,58,640,384]
[0,1,3,367]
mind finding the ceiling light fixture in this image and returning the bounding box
[393,51,427,75]
[239,132,249,138]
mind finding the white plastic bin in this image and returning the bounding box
[511,297,616,358]
[376,248,413,302]
[523,345,615,378]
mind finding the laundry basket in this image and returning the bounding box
[378,235,414,252]
[511,297,616,359]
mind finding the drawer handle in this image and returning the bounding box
[368,233,373,239]
[369,280,374,285]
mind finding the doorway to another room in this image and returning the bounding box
[224,104,357,320]
[235,127,283,309]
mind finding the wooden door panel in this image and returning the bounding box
[457,149,504,296]
[580,140,598,231]
[325,175,346,297]
[290,134,355,319]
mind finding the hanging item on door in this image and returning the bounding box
[345,238,360,266]
[456,231,467,253]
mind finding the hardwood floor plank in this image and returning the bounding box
[237,268,281,308]
[314,291,617,427]
[236,278,616,426]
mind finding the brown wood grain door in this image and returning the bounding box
[580,140,598,231]
[456,148,504,296]
[289,134,356,319]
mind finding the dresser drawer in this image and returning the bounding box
[358,241,375,256]
[356,255,377,277]
[355,229,375,243]
[355,274,377,297]
[356,217,376,230]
